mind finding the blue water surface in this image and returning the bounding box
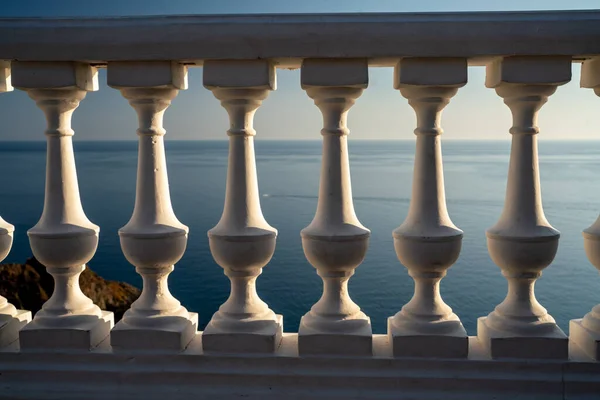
[1,139,599,335]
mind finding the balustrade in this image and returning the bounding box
[0,11,599,399]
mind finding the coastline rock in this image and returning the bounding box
[0,257,140,322]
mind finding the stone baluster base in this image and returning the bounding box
[0,311,31,348]
[298,257,373,356]
[19,262,113,351]
[570,312,600,360]
[203,314,283,354]
[20,313,113,350]
[110,263,198,352]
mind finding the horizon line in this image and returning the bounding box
[2,138,600,143]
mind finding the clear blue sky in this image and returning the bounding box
[0,0,598,141]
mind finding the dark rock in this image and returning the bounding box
[0,257,140,322]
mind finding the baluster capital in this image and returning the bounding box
[485,56,571,88]
[582,57,600,96]
[12,61,98,91]
[395,57,467,87]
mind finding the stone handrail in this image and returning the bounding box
[0,11,599,63]
[0,11,600,400]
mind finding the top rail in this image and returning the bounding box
[0,10,600,66]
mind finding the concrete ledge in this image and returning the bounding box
[0,335,598,399]
[0,11,599,64]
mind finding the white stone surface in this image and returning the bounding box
[485,56,571,87]
[108,61,187,89]
[12,61,98,90]
[394,57,467,87]
[203,59,275,89]
[571,61,600,360]
[570,319,600,361]
[0,12,600,64]
[0,61,12,92]
[12,62,113,350]
[20,311,113,350]
[581,57,600,90]
[0,64,37,347]
[108,62,196,352]
[301,58,368,87]
[203,60,282,354]
[0,217,31,348]
[0,335,599,399]
[299,59,372,356]
[388,58,467,358]
[478,57,568,360]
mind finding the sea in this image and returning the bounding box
[1,139,599,335]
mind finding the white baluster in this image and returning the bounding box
[0,62,32,347]
[12,62,113,350]
[388,58,467,358]
[571,57,600,360]
[202,60,282,353]
[298,59,371,356]
[0,215,31,347]
[478,56,571,359]
[108,61,197,352]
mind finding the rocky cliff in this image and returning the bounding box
[0,257,140,322]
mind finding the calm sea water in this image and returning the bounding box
[1,140,599,335]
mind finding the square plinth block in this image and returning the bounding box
[111,313,198,352]
[298,321,372,356]
[477,316,568,360]
[202,315,283,354]
[20,311,113,351]
[387,317,468,358]
[0,310,31,348]
[570,319,600,361]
